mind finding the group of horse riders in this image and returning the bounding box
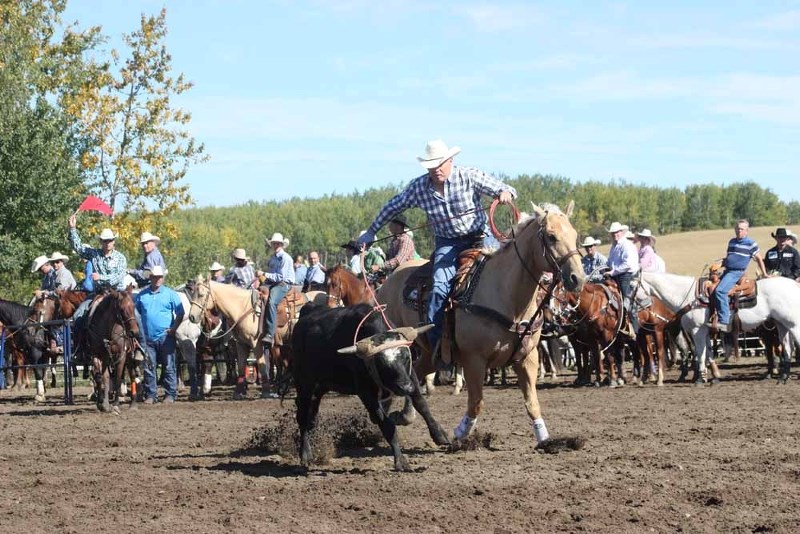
[20,138,800,403]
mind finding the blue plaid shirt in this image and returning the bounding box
[69,228,128,290]
[368,166,516,239]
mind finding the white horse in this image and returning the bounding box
[640,272,800,382]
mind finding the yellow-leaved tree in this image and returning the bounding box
[66,7,207,253]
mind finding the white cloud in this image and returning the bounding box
[453,3,543,32]
[755,10,800,31]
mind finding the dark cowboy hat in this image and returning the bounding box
[340,240,360,252]
[389,213,409,229]
[772,228,790,239]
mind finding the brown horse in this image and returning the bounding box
[31,290,88,387]
[377,202,584,445]
[325,265,375,307]
[83,290,140,413]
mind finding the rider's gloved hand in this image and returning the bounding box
[356,229,375,248]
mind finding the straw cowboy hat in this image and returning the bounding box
[266,232,287,245]
[31,255,50,273]
[49,251,69,263]
[208,261,225,271]
[606,222,628,233]
[139,231,161,244]
[149,265,167,277]
[232,248,247,261]
[97,228,118,241]
[637,229,654,238]
[417,139,461,169]
[580,236,601,247]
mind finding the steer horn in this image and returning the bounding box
[389,323,434,342]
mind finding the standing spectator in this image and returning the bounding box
[293,254,308,288]
[377,214,416,274]
[208,261,226,282]
[226,248,256,288]
[135,265,184,404]
[261,233,294,347]
[580,237,607,282]
[129,231,166,288]
[304,251,326,291]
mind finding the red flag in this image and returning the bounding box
[77,195,113,216]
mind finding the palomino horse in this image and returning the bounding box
[84,290,140,412]
[186,277,327,399]
[0,298,48,399]
[325,265,374,307]
[641,272,800,383]
[377,202,584,444]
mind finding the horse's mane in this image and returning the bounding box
[0,298,33,326]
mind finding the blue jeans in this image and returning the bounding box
[265,283,290,339]
[427,234,483,350]
[133,309,147,351]
[613,272,639,334]
[714,269,744,325]
[144,336,177,400]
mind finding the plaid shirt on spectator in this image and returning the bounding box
[368,166,517,239]
[383,233,416,271]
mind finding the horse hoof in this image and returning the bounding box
[34,394,46,403]
[112,406,121,416]
[233,392,246,400]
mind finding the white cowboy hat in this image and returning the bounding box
[232,248,247,260]
[149,265,167,277]
[208,261,225,271]
[267,232,287,245]
[417,139,461,169]
[637,229,654,238]
[625,231,636,240]
[606,222,628,233]
[139,231,161,244]
[97,228,118,241]
[580,236,601,247]
[49,251,69,263]
[31,255,50,273]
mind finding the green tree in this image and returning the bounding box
[67,8,207,251]
[0,0,100,300]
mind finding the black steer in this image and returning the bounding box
[292,303,450,471]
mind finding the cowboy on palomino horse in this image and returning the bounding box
[356,139,517,365]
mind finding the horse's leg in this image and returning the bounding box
[452,365,463,395]
[32,350,46,402]
[655,328,666,386]
[101,363,112,413]
[512,345,551,446]
[453,350,487,441]
[233,343,249,400]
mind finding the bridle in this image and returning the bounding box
[512,210,581,285]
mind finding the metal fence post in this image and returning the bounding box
[63,320,73,405]
[0,328,6,390]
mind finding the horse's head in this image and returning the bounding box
[187,275,213,324]
[114,289,140,339]
[531,200,585,293]
[31,295,57,323]
[325,265,347,308]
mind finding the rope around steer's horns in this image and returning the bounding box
[337,324,435,359]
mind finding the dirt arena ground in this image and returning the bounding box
[1,359,799,534]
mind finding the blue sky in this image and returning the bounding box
[63,1,800,207]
